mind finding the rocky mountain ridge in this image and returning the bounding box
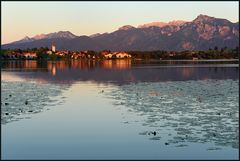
[2,14,239,51]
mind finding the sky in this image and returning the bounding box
[1,1,239,44]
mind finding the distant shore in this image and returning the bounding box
[1,57,239,61]
[137,59,239,62]
[1,47,239,61]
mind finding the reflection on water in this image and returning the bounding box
[1,60,238,125]
[104,79,239,150]
[1,60,239,85]
[1,60,132,71]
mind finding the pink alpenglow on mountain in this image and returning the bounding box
[138,20,187,28]
[33,34,47,40]
[118,25,136,30]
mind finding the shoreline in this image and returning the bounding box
[1,58,239,62]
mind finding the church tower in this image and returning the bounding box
[52,43,56,52]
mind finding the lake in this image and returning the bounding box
[1,59,239,160]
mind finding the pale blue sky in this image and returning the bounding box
[1,1,239,44]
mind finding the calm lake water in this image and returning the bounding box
[1,60,239,160]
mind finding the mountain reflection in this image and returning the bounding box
[1,60,238,85]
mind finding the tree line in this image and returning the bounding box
[1,46,239,60]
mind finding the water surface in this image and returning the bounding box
[1,60,239,160]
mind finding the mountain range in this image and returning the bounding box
[2,14,239,51]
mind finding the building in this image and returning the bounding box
[47,51,53,55]
[115,52,131,58]
[101,51,112,59]
[104,53,113,59]
[23,52,37,59]
[192,57,199,60]
[52,44,56,52]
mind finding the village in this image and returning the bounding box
[1,44,132,60]
[1,44,238,60]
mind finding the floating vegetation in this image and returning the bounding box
[175,144,188,147]
[207,147,222,151]
[1,81,69,124]
[104,79,239,150]
[149,136,161,140]
[139,131,149,136]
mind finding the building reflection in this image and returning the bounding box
[47,62,56,76]
[44,60,131,74]
[2,60,38,69]
[101,60,131,69]
[1,60,238,85]
[52,64,56,76]
[181,67,195,78]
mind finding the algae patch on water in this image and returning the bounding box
[1,81,68,124]
[104,79,239,150]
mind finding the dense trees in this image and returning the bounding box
[128,47,239,60]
